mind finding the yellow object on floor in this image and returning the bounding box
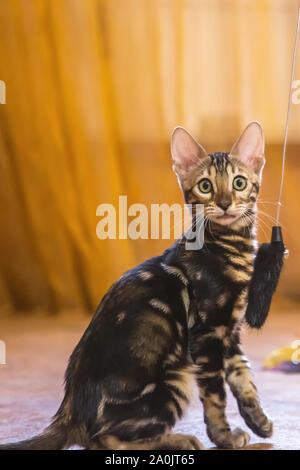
[263,340,300,371]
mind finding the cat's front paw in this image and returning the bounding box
[248,414,273,438]
[238,400,273,438]
[209,427,250,449]
[230,427,251,448]
[257,418,273,438]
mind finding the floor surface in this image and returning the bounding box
[0,310,299,450]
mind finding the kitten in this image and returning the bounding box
[0,121,273,450]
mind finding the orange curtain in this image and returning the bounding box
[0,0,299,315]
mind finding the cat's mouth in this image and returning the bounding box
[209,213,240,226]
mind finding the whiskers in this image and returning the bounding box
[240,198,287,241]
[175,211,208,253]
[241,210,255,238]
[246,206,286,241]
[256,201,286,229]
[242,208,269,239]
[190,212,209,240]
[256,200,281,206]
[176,201,282,247]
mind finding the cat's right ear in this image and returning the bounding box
[171,127,208,182]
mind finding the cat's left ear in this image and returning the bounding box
[230,121,265,176]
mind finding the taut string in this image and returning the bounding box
[276,5,300,225]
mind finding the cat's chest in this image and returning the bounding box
[206,234,256,275]
[186,247,255,329]
[222,249,255,284]
[188,283,248,346]
[187,244,255,291]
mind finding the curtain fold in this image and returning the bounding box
[0,0,299,314]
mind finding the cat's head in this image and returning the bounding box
[171,121,265,230]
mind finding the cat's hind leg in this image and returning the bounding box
[225,342,273,438]
[89,434,203,450]
[86,364,204,450]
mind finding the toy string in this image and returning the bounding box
[276,4,300,225]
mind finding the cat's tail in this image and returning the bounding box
[0,421,74,450]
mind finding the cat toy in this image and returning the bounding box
[245,6,300,329]
[263,340,300,373]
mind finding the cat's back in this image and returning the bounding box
[67,246,190,378]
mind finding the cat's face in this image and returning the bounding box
[182,152,261,229]
[171,122,265,230]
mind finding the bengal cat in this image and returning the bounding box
[0,122,273,450]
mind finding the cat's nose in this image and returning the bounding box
[217,200,231,212]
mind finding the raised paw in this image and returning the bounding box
[159,433,205,450]
[257,418,273,438]
[248,414,273,438]
[238,400,273,438]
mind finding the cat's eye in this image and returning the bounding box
[233,176,247,191]
[198,178,212,193]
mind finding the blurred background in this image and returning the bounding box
[1,0,300,451]
[0,0,300,316]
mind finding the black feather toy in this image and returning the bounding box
[245,227,286,329]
